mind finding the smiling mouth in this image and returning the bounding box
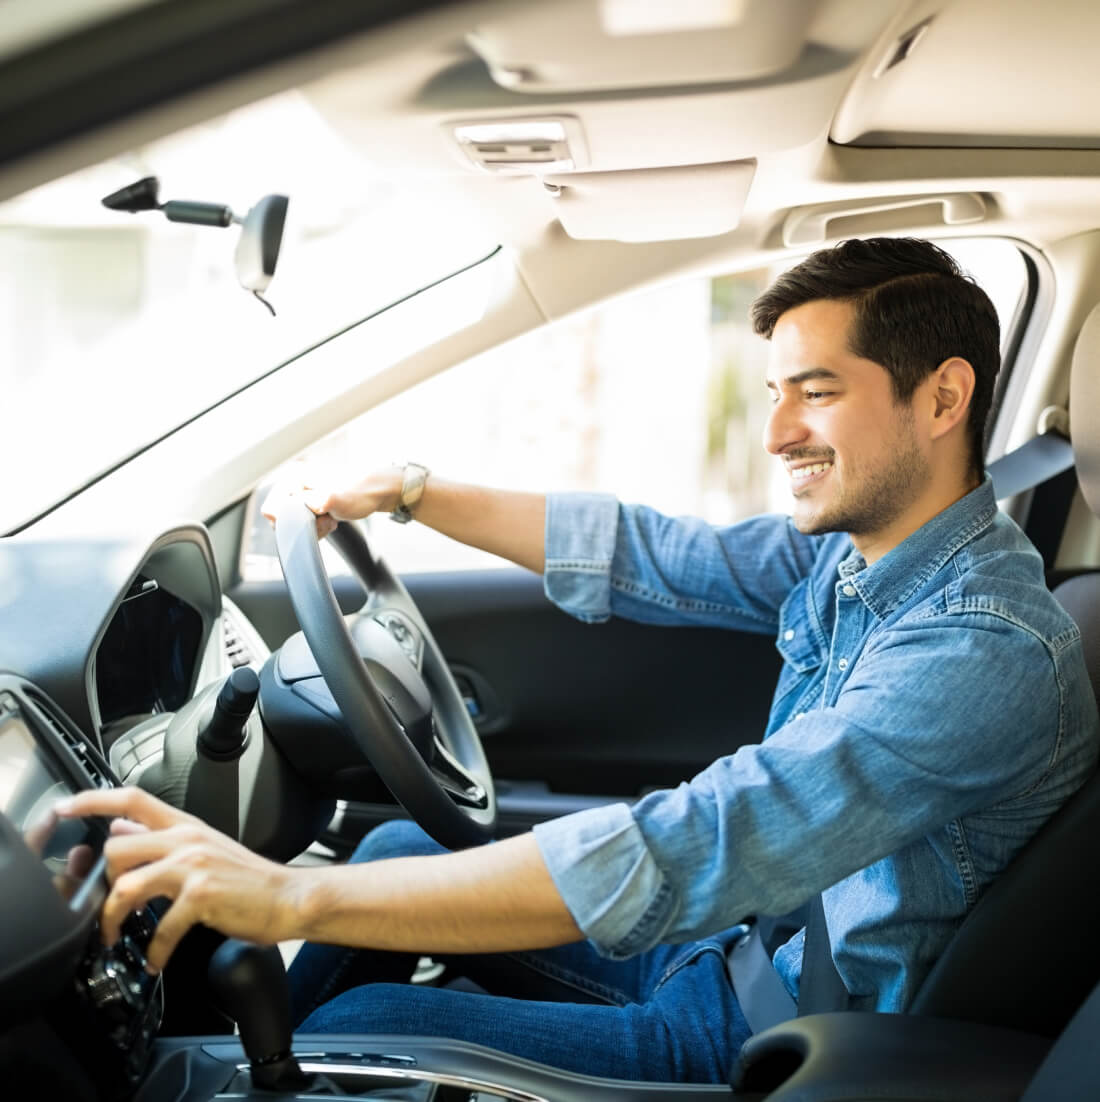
[788,460,834,483]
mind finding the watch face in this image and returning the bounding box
[398,463,429,517]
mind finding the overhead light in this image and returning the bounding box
[450,116,588,175]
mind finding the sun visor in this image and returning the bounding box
[467,0,819,93]
[541,161,755,242]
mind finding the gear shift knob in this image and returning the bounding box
[208,938,310,1091]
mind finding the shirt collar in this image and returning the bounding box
[836,476,998,619]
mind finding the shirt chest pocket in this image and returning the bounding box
[771,588,827,713]
[776,587,826,673]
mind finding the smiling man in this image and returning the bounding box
[61,238,1099,1085]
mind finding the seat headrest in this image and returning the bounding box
[1070,302,1100,518]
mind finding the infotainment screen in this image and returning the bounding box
[0,701,101,900]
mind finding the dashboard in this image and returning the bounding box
[0,675,164,1098]
[0,524,223,751]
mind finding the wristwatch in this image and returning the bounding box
[390,462,430,524]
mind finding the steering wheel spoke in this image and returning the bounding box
[273,503,496,848]
[430,735,490,809]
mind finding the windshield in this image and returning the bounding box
[0,90,492,533]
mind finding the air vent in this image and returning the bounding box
[25,689,114,788]
[223,613,255,668]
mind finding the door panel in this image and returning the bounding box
[403,569,781,797]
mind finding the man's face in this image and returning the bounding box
[764,298,932,552]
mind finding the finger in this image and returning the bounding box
[109,817,150,837]
[66,844,96,879]
[56,786,191,831]
[99,856,184,947]
[142,896,200,974]
[103,824,198,882]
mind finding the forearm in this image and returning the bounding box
[413,477,547,575]
[290,832,582,953]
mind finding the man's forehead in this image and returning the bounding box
[764,299,884,388]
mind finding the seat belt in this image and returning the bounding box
[727,926,796,1033]
[987,428,1073,500]
[728,895,849,1031]
[796,893,849,1017]
[988,428,1076,569]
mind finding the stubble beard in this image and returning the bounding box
[791,420,930,540]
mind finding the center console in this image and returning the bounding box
[137,939,734,1101]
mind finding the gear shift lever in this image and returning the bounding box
[208,938,311,1091]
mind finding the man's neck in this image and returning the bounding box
[853,473,981,566]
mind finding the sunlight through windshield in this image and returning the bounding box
[0,90,492,533]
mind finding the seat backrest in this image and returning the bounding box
[909,304,1100,1037]
[908,755,1100,1035]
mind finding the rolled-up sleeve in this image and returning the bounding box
[543,492,820,631]
[533,803,678,958]
[542,492,620,623]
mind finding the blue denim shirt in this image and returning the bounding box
[532,478,1099,1014]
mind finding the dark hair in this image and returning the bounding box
[750,237,1000,477]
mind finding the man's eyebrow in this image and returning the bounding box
[765,367,843,390]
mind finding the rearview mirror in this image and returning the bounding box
[101,176,289,314]
[234,194,289,296]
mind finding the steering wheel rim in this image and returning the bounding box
[274,498,496,848]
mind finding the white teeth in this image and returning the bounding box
[790,462,833,480]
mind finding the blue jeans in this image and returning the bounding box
[287,820,752,1083]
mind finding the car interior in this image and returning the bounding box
[3,0,1100,1098]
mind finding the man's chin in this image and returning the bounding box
[791,506,843,536]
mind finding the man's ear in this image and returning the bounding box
[927,357,976,441]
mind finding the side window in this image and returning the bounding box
[241,239,1030,578]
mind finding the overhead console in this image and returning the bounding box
[307,0,908,243]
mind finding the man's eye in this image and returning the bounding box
[804,390,832,400]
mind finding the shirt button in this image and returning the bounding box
[838,657,849,670]
[784,629,795,641]
[843,584,856,597]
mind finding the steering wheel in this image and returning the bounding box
[273,498,496,849]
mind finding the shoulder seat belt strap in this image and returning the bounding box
[988,429,1073,500]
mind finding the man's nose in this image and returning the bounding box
[763,396,808,455]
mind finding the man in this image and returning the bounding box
[61,238,1098,1084]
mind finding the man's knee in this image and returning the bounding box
[349,818,449,864]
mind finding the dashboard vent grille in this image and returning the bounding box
[223,614,255,668]
[25,689,114,789]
